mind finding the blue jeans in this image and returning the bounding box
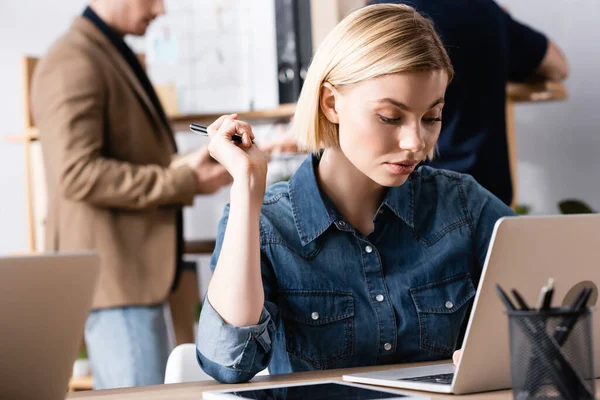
[84,304,171,389]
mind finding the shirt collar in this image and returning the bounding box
[82,6,126,49]
[288,154,414,246]
[381,176,414,229]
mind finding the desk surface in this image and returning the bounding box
[66,361,596,400]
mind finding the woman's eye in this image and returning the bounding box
[423,117,442,125]
[378,115,401,124]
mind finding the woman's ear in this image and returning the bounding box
[320,82,340,124]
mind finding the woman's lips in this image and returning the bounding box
[385,161,418,175]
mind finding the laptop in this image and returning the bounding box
[344,214,600,394]
[0,251,100,400]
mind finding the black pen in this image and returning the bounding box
[542,278,554,310]
[554,288,593,345]
[579,287,593,310]
[511,289,530,311]
[571,287,590,311]
[189,123,251,144]
[536,277,554,311]
[495,284,516,311]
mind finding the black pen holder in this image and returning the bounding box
[508,308,595,400]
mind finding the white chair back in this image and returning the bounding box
[165,343,269,384]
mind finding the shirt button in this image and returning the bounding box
[338,221,346,227]
[311,312,320,320]
[384,343,392,351]
[445,301,454,309]
[375,294,384,302]
[365,245,373,253]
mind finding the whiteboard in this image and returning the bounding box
[145,0,279,114]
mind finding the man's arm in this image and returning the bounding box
[536,39,569,82]
[32,50,198,210]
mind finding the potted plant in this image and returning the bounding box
[72,347,90,378]
[558,199,596,214]
[193,303,202,339]
[514,204,531,215]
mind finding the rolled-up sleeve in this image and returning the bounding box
[196,297,277,383]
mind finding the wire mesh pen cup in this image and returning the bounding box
[507,308,595,400]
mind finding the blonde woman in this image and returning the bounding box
[197,4,514,383]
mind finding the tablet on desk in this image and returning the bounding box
[202,380,429,399]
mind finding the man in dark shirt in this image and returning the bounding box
[31,0,232,390]
[368,0,568,205]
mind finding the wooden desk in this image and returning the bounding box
[68,376,94,392]
[67,362,599,399]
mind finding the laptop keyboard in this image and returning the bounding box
[398,373,454,385]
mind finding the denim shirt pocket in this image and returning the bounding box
[278,290,354,369]
[410,274,476,357]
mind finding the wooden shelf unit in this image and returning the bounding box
[505,81,568,207]
[7,104,296,143]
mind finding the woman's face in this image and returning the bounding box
[324,70,448,187]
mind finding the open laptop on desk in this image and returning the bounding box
[0,252,100,400]
[344,215,600,394]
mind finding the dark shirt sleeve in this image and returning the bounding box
[502,8,549,81]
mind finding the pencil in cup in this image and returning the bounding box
[523,287,595,399]
[189,123,253,144]
[495,286,583,399]
[497,284,595,400]
[508,308,595,400]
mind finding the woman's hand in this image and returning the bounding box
[206,114,268,197]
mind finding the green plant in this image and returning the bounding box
[514,204,531,215]
[558,199,596,214]
[77,347,88,360]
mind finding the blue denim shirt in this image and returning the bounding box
[197,154,514,383]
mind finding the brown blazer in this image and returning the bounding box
[31,17,198,309]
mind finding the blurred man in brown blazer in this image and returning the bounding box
[31,0,232,389]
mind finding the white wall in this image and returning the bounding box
[502,0,600,214]
[338,0,365,19]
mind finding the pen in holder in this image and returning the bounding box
[508,307,595,400]
[496,283,596,400]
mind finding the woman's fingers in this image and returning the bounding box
[452,349,462,365]
[208,113,238,136]
[232,120,254,148]
[215,118,255,149]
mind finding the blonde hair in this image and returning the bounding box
[292,4,454,152]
